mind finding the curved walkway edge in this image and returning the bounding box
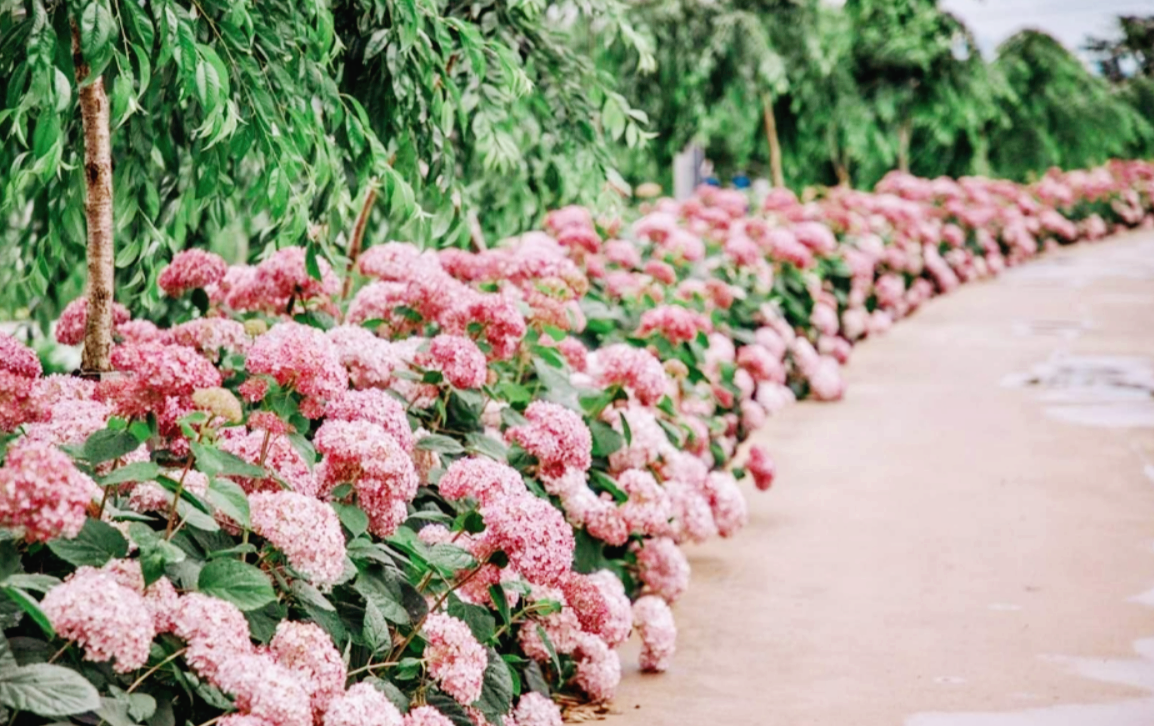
[608,231,1154,726]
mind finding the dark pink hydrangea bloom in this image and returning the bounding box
[440,293,527,361]
[632,536,690,603]
[505,401,592,479]
[246,322,347,413]
[0,440,97,541]
[560,571,611,638]
[636,305,711,345]
[158,249,229,296]
[746,444,776,491]
[0,334,42,431]
[225,247,340,314]
[594,344,669,406]
[419,334,487,389]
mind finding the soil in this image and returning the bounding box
[607,231,1154,725]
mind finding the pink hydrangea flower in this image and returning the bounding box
[505,401,591,479]
[249,492,346,589]
[41,565,156,672]
[438,457,524,506]
[572,633,620,702]
[314,420,418,500]
[593,344,669,406]
[326,388,415,452]
[172,593,255,681]
[404,706,456,726]
[168,318,251,360]
[440,293,527,361]
[702,471,748,538]
[633,595,677,672]
[55,297,131,346]
[632,536,690,603]
[226,247,340,314]
[635,305,711,344]
[617,469,672,537]
[419,335,488,389]
[513,693,563,726]
[214,651,313,726]
[424,613,489,705]
[158,249,229,296]
[246,322,347,413]
[99,342,223,427]
[560,571,612,638]
[587,570,632,647]
[665,479,717,544]
[218,427,319,497]
[747,444,776,491]
[324,682,404,726]
[327,325,405,389]
[129,469,208,514]
[0,440,97,541]
[269,621,347,717]
[480,492,574,587]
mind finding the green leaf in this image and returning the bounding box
[362,598,391,652]
[332,503,368,538]
[535,624,562,675]
[47,518,128,567]
[98,461,160,487]
[205,477,250,528]
[427,544,475,573]
[1,588,53,639]
[447,598,495,643]
[290,580,335,613]
[197,559,276,611]
[465,433,507,462]
[191,442,265,478]
[82,427,142,464]
[588,421,624,458]
[489,584,510,625]
[79,1,115,82]
[415,435,466,455]
[619,411,632,446]
[128,523,186,587]
[473,647,514,721]
[0,662,101,717]
[589,470,628,504]
[352,570,409,625]
[2,574,60,593]
[365,676,410,713]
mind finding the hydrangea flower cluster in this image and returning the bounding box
[3,158,1150,725]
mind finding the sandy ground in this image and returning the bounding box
[607,231,1154,726]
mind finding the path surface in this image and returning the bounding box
[609,231,1154,726]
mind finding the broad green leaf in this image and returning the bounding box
[82,427,141,464]
[415,434,466,455]
[47,518,128,567]
[197,559,276,611]
[0,663,101,717]
[191,442,265,478]
[205,477,250,528]
[1,588,53,639]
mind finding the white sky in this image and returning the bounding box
[940,0,1154,61]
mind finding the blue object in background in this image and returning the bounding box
[732,173,751,189]
[705,176,721,187]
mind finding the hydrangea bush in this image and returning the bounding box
[0,160,1151,725]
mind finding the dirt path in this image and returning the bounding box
[608,231,1154,725]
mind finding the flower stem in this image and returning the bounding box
[127,647,187,693]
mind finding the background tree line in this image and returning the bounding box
[0,0,1150,329]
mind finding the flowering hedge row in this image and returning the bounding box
[0,160,1151,726]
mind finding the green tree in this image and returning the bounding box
[989,29,1152,180]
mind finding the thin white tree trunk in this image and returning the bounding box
[71,22,114,373]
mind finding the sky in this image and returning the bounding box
[939,0,1152,61]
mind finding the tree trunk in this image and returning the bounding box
[828,129,850,187]
[71,22,114,374]
[896,118,912,174]
[342,187,378,301]
[762,95,784,189]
